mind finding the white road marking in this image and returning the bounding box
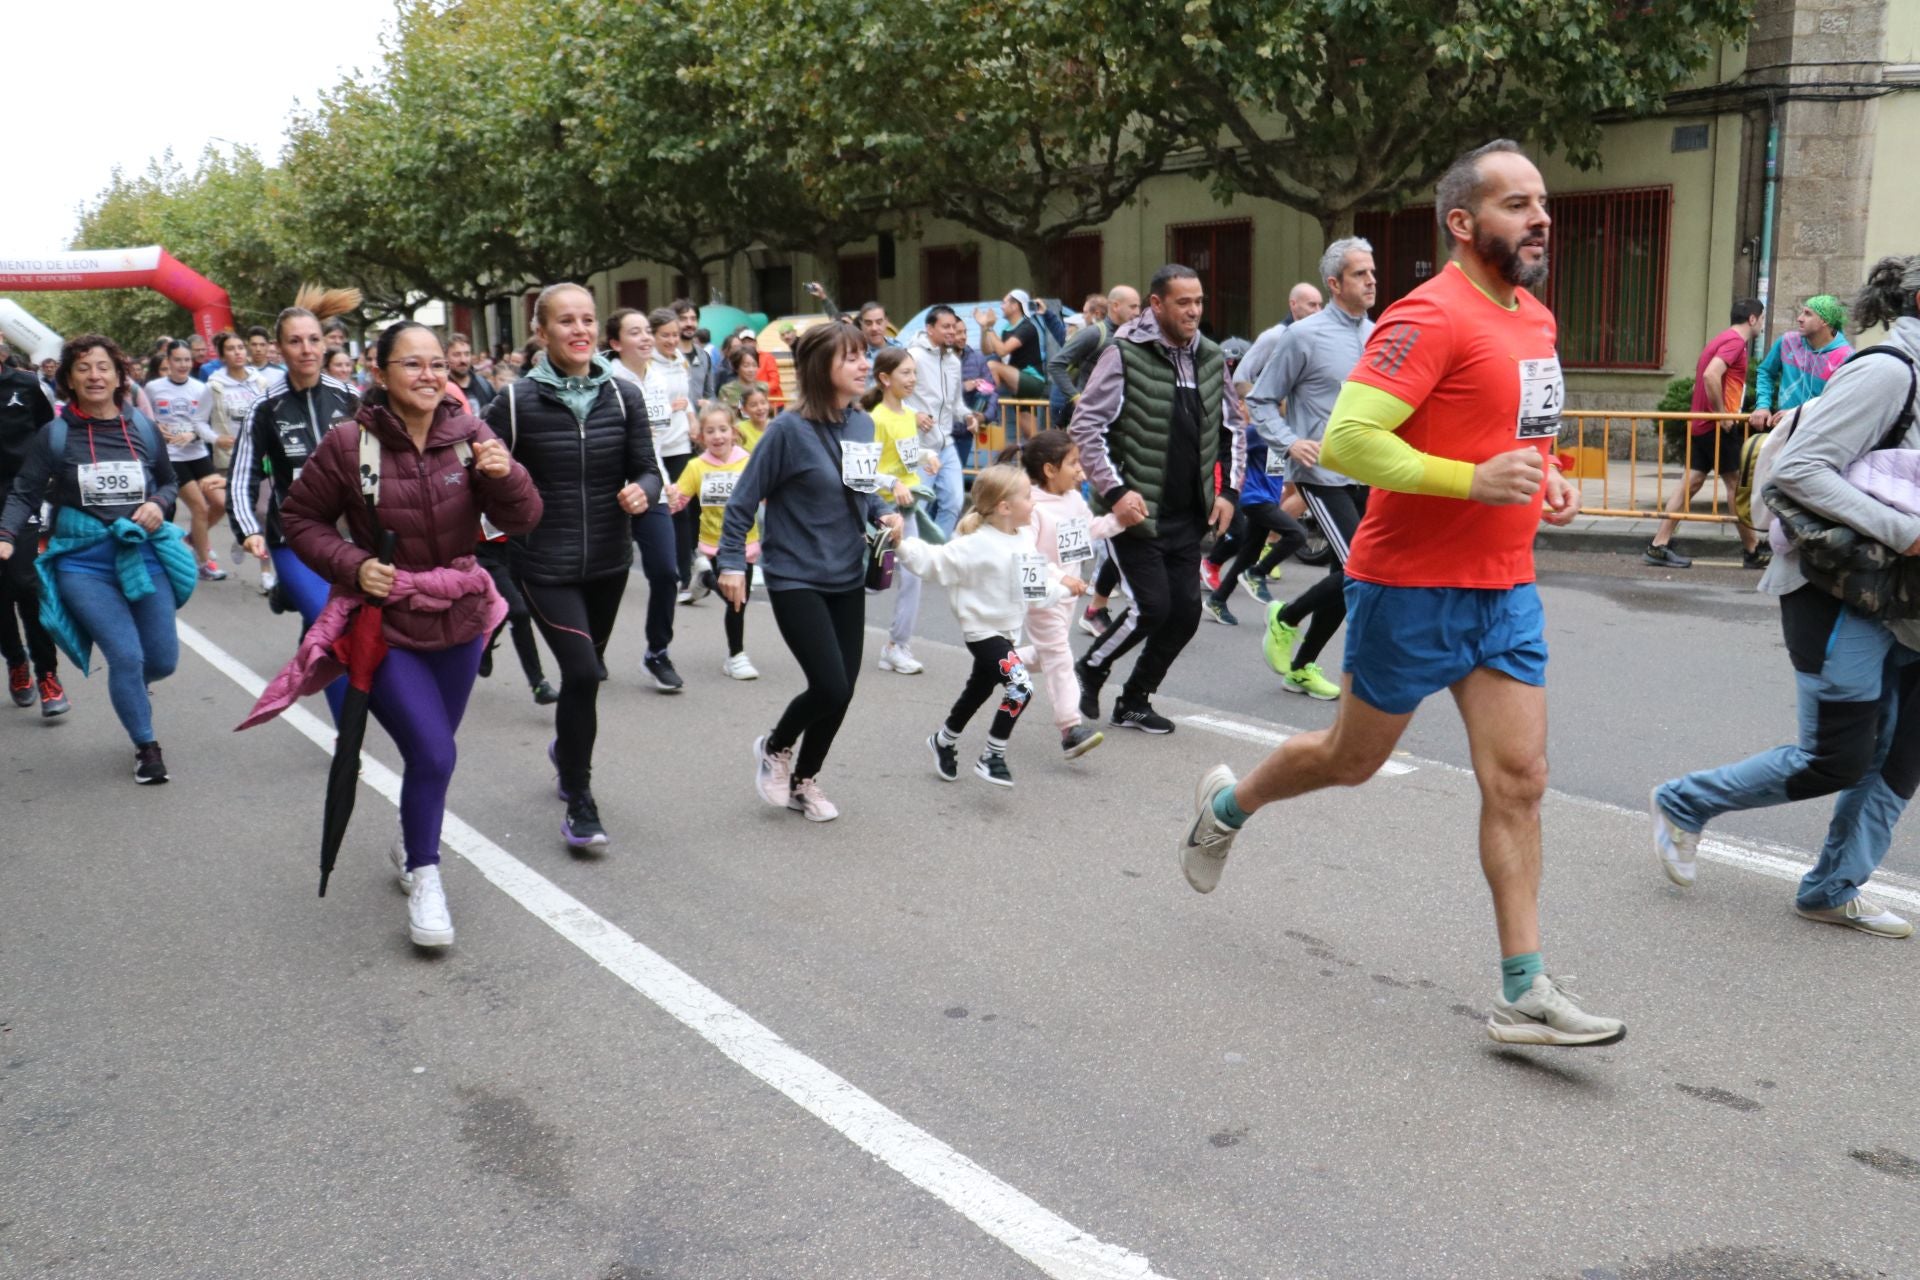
[1180,711,1920,912]
[177,622,1174,1280]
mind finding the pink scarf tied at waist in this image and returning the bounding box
[236,557,505,730]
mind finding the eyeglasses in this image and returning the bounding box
[392,358,450,376]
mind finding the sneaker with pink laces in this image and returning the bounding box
[787,777,839,822]
[753,733,793,807]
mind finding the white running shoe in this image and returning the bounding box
[754,734,794,807]
[787,777,839,822]
[725,653,760,680]
[1487,975,1625,1046]
[1180,764,1240,894]
[1649,788,1698,888]
[260,567,277,595]
[689,554,714,601]
[407,865,454,947]
[676,587,694,605]
[389,819,416,893]
[1794,895,1914,939]
[877,643,924,674]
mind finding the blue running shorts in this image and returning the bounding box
[1342,580,1548,714]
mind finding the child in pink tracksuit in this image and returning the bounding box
[1012,431,1121,758]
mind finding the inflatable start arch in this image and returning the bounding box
[0,247,235,344]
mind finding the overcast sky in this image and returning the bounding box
[4,0,398,252]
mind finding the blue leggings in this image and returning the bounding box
[272,545,346,722]
[370,637,486,869]
[54,563,179,746]
[628,506,678,657]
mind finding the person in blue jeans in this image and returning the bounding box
[1651,257,1920,938]
[0,335,196,784]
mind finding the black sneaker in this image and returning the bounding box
[928,732,958,781]
[974,752,1014,787]
[477,644,494,679]
[133,741,169,784]
[1111,700,1175,734]
[1743,548,1771,570]
[563,790,610,851]
[1203,595,1238,626]
[1074,655,1106,722]
[531,679,560,705]
[1643,542,1692,569]
[267,579,290,615]
[1061,725,1104,758]
[643,653,685,693]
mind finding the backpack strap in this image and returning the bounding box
[506,380,519,452]
[46,414,66,467]
[357,426,382,508]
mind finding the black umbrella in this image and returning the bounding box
[318,530,396,897]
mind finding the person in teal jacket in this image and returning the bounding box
[1752,294,1853,426]
[0,335,195,784]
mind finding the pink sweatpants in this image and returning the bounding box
[1019,600,1081,734]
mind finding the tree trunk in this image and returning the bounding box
[1318,207,1357,243]
[1020,238,1054,296]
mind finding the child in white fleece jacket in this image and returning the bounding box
[897,463,1086,787]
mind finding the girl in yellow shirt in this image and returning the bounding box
[670,405,761,680]
[861,349,929,674]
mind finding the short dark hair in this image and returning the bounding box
[671,298,697,315]
[57,334,132,407]
[447,331,472,349]
[605,308,644,344]
[322,317,349,336]
[245,325,271,342]
[1731,298,1765,325]
[1148,263,1200,299]
[1434,139,1528,235]
[926,304,958,326]
[694,327,710,344]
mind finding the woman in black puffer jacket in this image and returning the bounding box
[484,282,661,853]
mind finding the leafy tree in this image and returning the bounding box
[1113,0,1754,237]
[697,0,1170,288]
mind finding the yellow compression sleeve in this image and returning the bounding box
[1319,383,1476,499]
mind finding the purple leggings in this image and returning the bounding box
[369,636,486,869]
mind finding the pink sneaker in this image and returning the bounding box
[786,777,839,822]
[753,734,793,807]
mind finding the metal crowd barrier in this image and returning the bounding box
[1559,411,1754,525]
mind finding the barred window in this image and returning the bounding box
[1544,186,1671,370]
[1167,219,1253,342]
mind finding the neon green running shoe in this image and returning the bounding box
[1281,663,1340,700]
[1262,602,1298,677]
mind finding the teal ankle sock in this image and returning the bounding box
[1211,784,1249,830]
[1501,951,1543,1003]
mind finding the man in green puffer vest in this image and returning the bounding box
[1068,264,1243,735]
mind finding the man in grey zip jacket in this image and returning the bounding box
[1653,267,1920,939]
[904,309,971,537]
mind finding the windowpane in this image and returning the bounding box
[1046,235,1103,308]
[1168,220,1253,341]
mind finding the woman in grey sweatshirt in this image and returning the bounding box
[1652,256,1920,938]
[717,321,904,822]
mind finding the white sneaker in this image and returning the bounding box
[1649,788,1698,888]
[407,865,454,947]
[753,734,793,807]
[389,819,416,893]
[1488,974,1625,1046]
[689,554,714,601]
[676,588,694,605]
[260,567,277,595]
[1795,895,1914,939]
[725,653,760,680]
[787,777,839,822]
[878,643,924,675]
[1180,764,1241,894]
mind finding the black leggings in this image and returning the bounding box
[522,572,627,795]
[476,542,546,687]
[1276,484,1367,668]
[664,454,697,587]
[0,538,56,675]
[1083,514,1204,701]
[1093,554,1122,599]
[947,636,1033,742]
[699,563,753,655]
[768,586,865,780]
[1209,503,1308,603]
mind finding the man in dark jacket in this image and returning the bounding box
[1047,285,1141,427]
[447,332,496,414]
[1070,264,1242,734]
[0,355,64,714]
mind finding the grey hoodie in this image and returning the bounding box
[905,331,966,452]
[1762,315,1920,644]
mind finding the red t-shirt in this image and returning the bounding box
[1343,263,1562,590]
[1688,327,1748,434]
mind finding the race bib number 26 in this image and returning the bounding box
[1516,357,1564,439]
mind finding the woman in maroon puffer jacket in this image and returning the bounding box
[281,321,541,949]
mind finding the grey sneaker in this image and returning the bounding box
[1180,764,1240,894]
[1487,975,1626,1046]
[1794,895,1914,939]
[1643,542,1692,569]
[1649,788,1698,888]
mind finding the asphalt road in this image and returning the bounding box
[5,549,1917,1280]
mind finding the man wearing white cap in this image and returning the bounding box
[975,290,1053,401]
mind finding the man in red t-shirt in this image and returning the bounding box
[1175,140,1626,1049]
[1645,299,1767,568]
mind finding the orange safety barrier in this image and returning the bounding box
[1559,411,1756,525]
